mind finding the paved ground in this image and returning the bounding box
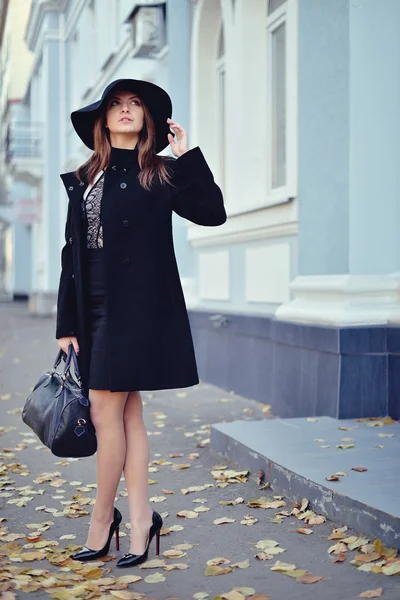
[1,302,400,600]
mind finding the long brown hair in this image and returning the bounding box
[75,94,173,191]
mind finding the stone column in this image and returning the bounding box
[274,0,400,419]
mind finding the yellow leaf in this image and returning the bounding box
[359,589,383,598]
[204,564,233,576]
[255,540,279,550]
[176,510,198,518]
[143,571,166,583]
[230,558,250,568]
[115,574,143,584]
[213,517,235,525]
[164,562,189,571]
[283,569,308,578]
[382,561,400,575]
[163,549,186,558]
[270,560,297,571]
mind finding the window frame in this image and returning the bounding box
[216,23,226,194]
[264,0,297,208]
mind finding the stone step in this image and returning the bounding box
[211,416,400,549]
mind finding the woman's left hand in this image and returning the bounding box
[167,118,188,158]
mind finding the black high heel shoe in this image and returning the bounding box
[116,510,163,568]
[71,506,122,561]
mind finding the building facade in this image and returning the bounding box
[0,0,34,299]
[7,0,400,419]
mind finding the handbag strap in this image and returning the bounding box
[62,344,82,384]
[53,348,65,370]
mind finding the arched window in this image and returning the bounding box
[216,24,226,192]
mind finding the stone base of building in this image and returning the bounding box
[188,309,400,420]
[28,291,57,317]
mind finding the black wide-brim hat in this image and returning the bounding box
[71,78,172,153]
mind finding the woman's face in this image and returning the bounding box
[105,89,145,137]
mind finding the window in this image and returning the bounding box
[266,0,297,204]
[271,21,286,188]
[216,24,226,191]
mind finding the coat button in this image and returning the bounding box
[79,181,84,186]
[68,186,74,191]
[72,274,75,278]
[120,182,127,189]
[123,258,131,267]
[69,237,73,244]
[111,165,117,170]
[123,220,129,227]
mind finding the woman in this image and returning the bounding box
[55,78,226,568]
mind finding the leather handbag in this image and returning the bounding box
[21,344,97,457]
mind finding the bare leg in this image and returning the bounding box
[122,391,154,554]
[84,388,128,550]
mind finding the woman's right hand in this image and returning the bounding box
[58,336,80,355]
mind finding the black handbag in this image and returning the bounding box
[21,344,97,457]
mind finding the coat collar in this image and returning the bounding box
[60,171,87,203]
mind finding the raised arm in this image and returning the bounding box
[167,146,227,227]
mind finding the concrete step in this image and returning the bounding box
[211,416,400,549]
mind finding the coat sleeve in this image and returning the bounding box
[167,146,227,226]
[55,201,78,339]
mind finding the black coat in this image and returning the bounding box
[56,146,226,397]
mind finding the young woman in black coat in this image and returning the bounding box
[56,79,226,568]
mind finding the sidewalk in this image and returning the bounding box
[1,302,400,600]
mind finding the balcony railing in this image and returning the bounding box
[5,122,43,163]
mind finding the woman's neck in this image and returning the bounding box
[109,132,139,150]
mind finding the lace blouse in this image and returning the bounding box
[81,172,105,249]
[80,146,140,249]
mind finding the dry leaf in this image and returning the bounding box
[204,564,233,576]
[270,560,297,572]
[298,528,313,535]
[213,517,235,525]
[332,551,346,562]
[359,589,383,598]
[351,467,368,472]
[176,510,198,518]
[297,572,324,584]
[143,571,166,583]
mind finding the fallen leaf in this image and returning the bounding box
[297,528,313,535]
[270,560,297,571]
[297,572,324,584]
[204,564,233,576]
[382,561,400,575]
[332,551,346,562]
[143,571,166,583]
[176,510,198,518]
[359,589,383,598]
[351,467,368,472]
[213,517,236,525]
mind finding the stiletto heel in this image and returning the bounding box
[155,529,160,555]
[71,506,122,561]
[116,510,163,568]
[115,525,120,551]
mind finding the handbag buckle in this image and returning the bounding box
[77,418,86,425]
